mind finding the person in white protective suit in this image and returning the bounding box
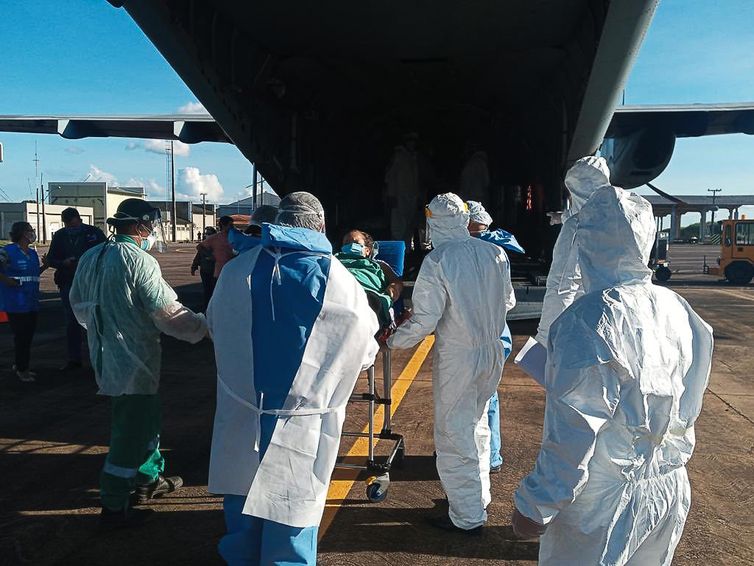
[207,191,379,565]
[536,155,611,345]
[385,133,420,246]
[388,193,515,533]
[69,198,208,528]
[512,186,713,565]
[459,148,490,204]
[515,156,611,383]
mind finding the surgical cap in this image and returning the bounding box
[467,201,493,226]
[276,191,326,232]
[250,204,279,226]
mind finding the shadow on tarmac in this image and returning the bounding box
[320,498,540,561]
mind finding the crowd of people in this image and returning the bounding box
[0,155,713,566]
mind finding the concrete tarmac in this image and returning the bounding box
[0,244,751,565]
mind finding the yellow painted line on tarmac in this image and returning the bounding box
[318,335,434,539]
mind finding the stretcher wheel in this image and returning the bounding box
[365,474,390,503]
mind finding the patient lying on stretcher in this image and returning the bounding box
[335,230,404,328]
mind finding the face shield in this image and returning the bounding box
[143,215,168,253]
[127,209,166,253]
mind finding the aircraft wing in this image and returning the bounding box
[3,103,753,146]
[606,102,754,138]
[0,114,230,144]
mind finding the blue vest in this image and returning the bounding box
[1,244,40,312]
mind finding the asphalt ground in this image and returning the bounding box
[0,243,752,565]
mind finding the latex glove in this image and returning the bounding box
[511,508,547,539]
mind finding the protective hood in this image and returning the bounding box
[564,156,611,214]
[467,200,493,226]
[261,223,331,254]
[577,186,655,293]
[426,193,471,247]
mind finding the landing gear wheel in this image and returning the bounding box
[365,474,390,503]
[655,265,671,282]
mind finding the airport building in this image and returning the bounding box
[0,202,95,243]
[147,201,216,242]
[48,182,146,232]
[216,192,281,218]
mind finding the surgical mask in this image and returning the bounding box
[341,242,365,256]
[140,233,156,251]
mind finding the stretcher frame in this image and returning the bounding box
[337,347,405,484]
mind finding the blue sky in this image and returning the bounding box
[1,0,753,223]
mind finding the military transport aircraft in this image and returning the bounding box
[2,1,754,260]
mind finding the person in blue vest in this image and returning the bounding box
[467,201,524,473]
[47,207,106,371]
[0,222,48,383]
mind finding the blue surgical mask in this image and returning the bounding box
[341,242,365,256]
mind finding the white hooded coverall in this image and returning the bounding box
[515,186,713,565]
[535,156,611,346]
[385,144,420,244]
[388,193,515,530]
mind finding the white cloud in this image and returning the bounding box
[86,165,118,185]
[125,139,190,157]
[177,167,224,202]
[125,177,165,198]
[177,101,207,114]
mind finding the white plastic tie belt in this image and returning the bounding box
[218,376,344,453]
[261,247,327,322]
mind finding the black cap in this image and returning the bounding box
[107,199,160,227]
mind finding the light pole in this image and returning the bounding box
[708,188,721,237]
[200,192,207,237]
[170,140,177,242]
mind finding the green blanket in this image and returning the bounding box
[335,253,392,324]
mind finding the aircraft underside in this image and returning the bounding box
[109,0,651,262]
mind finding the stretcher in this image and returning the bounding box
[336,240,407,503]
[338,346,405,502]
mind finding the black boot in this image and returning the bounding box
[132,475,183,505]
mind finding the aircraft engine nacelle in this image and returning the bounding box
[602,127,676,189]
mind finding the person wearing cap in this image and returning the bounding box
[70,198,208,528]
[465,200,524,474]
[47,207,106,371]
[388,193,515,534]
[198,215,235,282]
[207,191,379,565]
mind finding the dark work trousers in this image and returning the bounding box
[59,283,83,363]
[7,311,38,372]
[200,271,216,311]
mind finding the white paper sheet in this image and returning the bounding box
[514,336,547,386]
